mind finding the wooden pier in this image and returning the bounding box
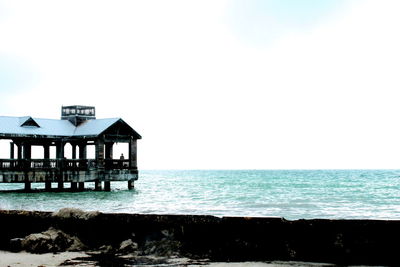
[0,105,141,191]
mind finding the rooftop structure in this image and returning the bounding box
[0,105,141,191]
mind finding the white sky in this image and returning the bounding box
[1,0,400,169]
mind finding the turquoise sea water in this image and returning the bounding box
[0,170,399,220]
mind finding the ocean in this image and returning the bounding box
[0,169,399,220]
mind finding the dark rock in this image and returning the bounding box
[98,244,115,255]
[161,229,173,238]
[142,239,181,257]
[9,238,23,252]
[118,239,138,254]
[20,227,85,253]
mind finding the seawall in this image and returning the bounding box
[0,210,399,265]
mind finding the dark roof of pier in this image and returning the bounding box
[0,116,142,139]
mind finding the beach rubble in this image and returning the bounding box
[14,227,86,253]
[119,238,138,254]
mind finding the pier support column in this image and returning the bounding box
[95,139,105,166]
[17,144,22,160]
[45,181,52,191]
[71,182,78,191]
[56,142,65,159]
[95,180,102,191]
[24,181,31,191]
[128,180,134,190]
[56,142,65,192]
[71,144,77,160]
[44,145,50,159]
[43,144,50,168]
[10,142,15,159]
[23,143,31,160]
[78,143,87,159]
[78,182,85,191]
[104,181,111,191]
[58,182,64,191]
[129,138,137,168]
[105,143,113,158]
[105,142,113,159]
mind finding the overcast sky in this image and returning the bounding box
[1,0,400,169]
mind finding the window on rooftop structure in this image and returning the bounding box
[21,117,40,128]
[71,109,76,114]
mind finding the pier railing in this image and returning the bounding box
[104,159,131,169]
[0,159,133,171]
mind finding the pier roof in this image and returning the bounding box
[0,116,141,139]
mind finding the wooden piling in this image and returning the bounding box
[24,181,31,191]
[45,181,52,191]
[104,181,111,191]
[58,182,64,191]
[71,182,78,191]
[95,180,102,191]
[128,179,134,190]
[78,182,85,191]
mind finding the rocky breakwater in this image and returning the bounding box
[0,209,399,266]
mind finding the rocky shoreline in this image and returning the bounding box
[0,209,399,266]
